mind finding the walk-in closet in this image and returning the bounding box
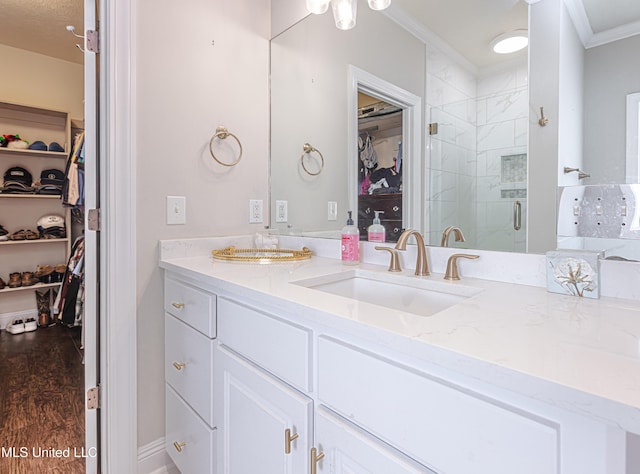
[357,92,404,242]
[0,2,87,472]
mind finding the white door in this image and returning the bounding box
[83,0,99,471]
[315,406,435,474]
[215,346,313,474]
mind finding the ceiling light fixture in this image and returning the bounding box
[490,30,528,54]
[307,0,391,31]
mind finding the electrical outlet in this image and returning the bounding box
[167,196,186,225]
[249,199,263,223]
[328,201,338,221]
[275,200,288,223]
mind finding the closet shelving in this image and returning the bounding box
[0,101,72,303]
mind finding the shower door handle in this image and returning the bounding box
[513,200,522,231]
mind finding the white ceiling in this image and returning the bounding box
[0,0,84,64]
[1,0,639,68]
[393,0,640,69]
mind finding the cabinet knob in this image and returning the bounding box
[171,302,185,309]
[284,428,299,454]
[310,447,325,474]
[173,441,187,453]
[172,361,186,371]
[392,205,399,212]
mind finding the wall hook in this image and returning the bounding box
[538,106,549,127]
[564,167,590,180]
[66,25,85,39]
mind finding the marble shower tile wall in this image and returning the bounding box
[426,46,478,248]
[475,61,528,252]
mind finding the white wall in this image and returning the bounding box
[0,44,84,120]
[270,6,425,235]
[557,3,584,187]
[528,0,562,254]
[583,35,640,184]
[135,0,270,446]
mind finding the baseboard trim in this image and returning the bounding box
[138,437,178,474]
[0,309,38,330]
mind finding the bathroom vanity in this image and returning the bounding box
[160,240,639,474]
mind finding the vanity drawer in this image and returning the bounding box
[165,384,216,474]
[317,337,558,474]
[218,297,312,392]
[165,313,215,427]
[165,276,216,338]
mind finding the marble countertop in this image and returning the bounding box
[160,250,640,434]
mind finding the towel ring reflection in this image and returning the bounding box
[301,143,324,176]
[209,126,242,167]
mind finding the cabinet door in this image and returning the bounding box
[315,406,435,474]
[215,346,312,474]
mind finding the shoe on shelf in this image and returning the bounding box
[0,224,8,241]
[24,318,37,332]
[35,265,54,284]
[24,229,39,240]
[0,277,5,290]
[53,263,67,282]
[22,272,38,287]
[6,319,25,335]
[9,229,27,241]
[8,272,22,288]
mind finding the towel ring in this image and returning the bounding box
[301,143,324,176]
[209,126,242,167]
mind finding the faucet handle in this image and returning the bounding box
[444,254,479,281]
[375,246,402,272]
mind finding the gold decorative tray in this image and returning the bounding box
[212,246,312,262]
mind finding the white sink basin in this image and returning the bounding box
[293,269,482,317]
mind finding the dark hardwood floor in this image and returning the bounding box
[0,323,85,473]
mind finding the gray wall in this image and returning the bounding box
[583,35,640,184]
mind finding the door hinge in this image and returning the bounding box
[86,30,99,53]
[87,386,100,409]
[88,208,101,231]
[429,122,439,135]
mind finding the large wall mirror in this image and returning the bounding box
[270,0,640,261]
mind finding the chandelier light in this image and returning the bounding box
[306,0,391,31]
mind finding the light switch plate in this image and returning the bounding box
[167,196,186,225]
[249,199,263,223]
[275,200,288,223]
[328,201,338,221]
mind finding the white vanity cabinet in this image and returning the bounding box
[214,345,313,473]
[164,275,217,473]
[163,268,627,474]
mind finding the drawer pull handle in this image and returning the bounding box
[173,362,186,371]
[310,447,325,474]
[173,441,187,453]
[285,428,299,454]
[171,302,185,309]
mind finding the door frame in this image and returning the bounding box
[99,0,138,472]
[347,65,423,234]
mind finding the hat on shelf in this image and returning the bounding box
[39,169,65,186]
[48,142,65,153]
[37,214,65,229]
[3,166,33,187]
[28,140,48,151]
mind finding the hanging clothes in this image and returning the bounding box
[54,235,85,326]
[62,132,85,208]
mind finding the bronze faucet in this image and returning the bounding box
[444,254,479,280]
[441,226,465,247]
[394,229,429,276]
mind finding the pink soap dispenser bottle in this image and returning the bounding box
[341,211,360,265]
